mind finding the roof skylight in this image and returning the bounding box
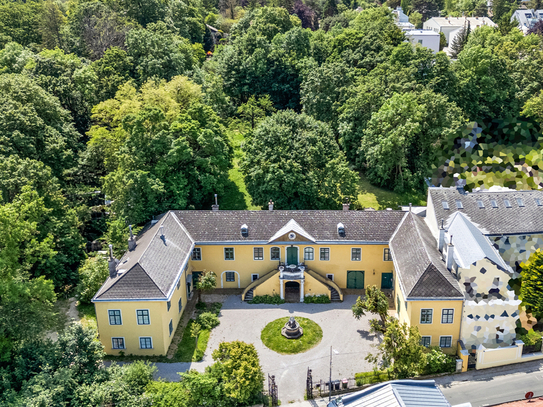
[455,200,463,209]
[491,199,498,208]
[504,199,512,208]
[536,198,542,206]
[442,201,449,210]
[477,200,484,208]
[516,198,525,207]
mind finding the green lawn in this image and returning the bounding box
[261,317,323,354]
[357,174,426,210]
[77,302,97,330]
[175,319,211,362]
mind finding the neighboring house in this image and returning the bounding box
[93,206,404,355]
[423,17,496,44]
[405,30,441,53]
[327,379,451,407]
[392,6,415,30]
[511,9,543,34]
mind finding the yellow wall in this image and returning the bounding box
[253,272,280,297]
[95,268,190,356]
[191,243,395,290]
[304,273,331,298]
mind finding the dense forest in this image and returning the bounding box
[1,0,543,403]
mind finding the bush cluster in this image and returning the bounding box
[422,347,456,375]
[249,294,285,304]
[354,370,391,386]
[303,294,331,304]
[519,330,543,348]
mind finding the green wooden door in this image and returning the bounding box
[381,272,393,289]
[286,247,298,265]
[347,271,365,289]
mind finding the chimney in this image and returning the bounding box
[343,202,350,211]
[128,225,137,251]
[446,235,455,271]
[269,200,274,211]
[108,244,118,278]
[212,194,219,211]
[438,219,445,253]
[159,224,164,239]
[409,203,412,212]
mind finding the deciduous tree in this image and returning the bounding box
[352,285,390,333]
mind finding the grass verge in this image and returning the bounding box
[357,174,426,210]
[77,302,97,330]
[176,319,211,362]
[261,317,323,355]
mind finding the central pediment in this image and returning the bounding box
[268,219,316,243]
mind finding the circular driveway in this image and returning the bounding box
[155,295,380,403]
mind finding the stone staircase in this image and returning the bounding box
[330,287,341,302]
[244,288,254,302]
[242,268,279,301]
[305,268,344,302]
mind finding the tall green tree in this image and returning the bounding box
[520,250,543,316]
[352,285,390,333]
[237,95,276,129]
[242,110,358,209]
[450,21,470,58]
[0,1,43,47]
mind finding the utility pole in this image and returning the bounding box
[329,345,332,401]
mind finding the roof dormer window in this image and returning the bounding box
[442,201,449,210]
[536,198,542,206]
[477,200,484,208]
[516,198,524,207]
[491,199,498,208]
[455,200,463,209]
[504,199,512,208]
[241,224,248,237]
[337,223,345,237]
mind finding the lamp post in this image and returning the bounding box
[329,347,338,401]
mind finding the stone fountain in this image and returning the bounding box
[281,317,303,339]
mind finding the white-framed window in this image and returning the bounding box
[320,248,330,261]
[136,309,150,325]
[178,298,182,313]
[421,336,432,347]
[326,274,334,281]
[225,271,235,282]
[254,247,264,260]
[112,337,125,349]
[192,248,202,261]
[224,247,234,260]
[304,247,314,261]
[139,337,153,349]
[251,274,259,282]
[439,336,452,348]
[169,320,173,336]
[270,247,280,261]
[420,309,433,324]
[351,248,361,261]
[441,309,454,324]
[383,248,392,261]
[167,301,171,311]
[108,310,122,325]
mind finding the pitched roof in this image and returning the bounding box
[268,219,316,242]
[390,211,463,299]
[429,187,543,235]
[173,210,405,243]
[328,380,451,407]
[424,16,495,28]
[446,212,509,270]
[93,212,194,301]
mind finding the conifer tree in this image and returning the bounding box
[450,21,470,58]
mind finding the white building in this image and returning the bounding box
[423,16,496,45]
[511,9,543,34]
[405,29,441,53]
[392,6,415,31]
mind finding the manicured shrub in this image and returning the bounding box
[197,312,220,330]
[354,370,391,386]
[249,294,285,304]
[304,294,331,304]
[422,347,456,375]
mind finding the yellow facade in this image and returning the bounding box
[190,243,395,292]
[95,268,190,356]
[394,274,462,352]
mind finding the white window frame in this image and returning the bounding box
[441,308,454,324]
[136,309,151,325]
[111,337,125,349]
[439,335,453,348]
[224,247,235,260]
[139,336,153,349]
[270,247,281,261]
[108,309,122,326]
[225,271,236,282]
[351,247,362,261]
[251,273,259,282]
[420,308,433,324]
[320,247,330,261]
[383,248,392,261]
[253,247,264,261]
[421,336,432,347]
[326,274,334,281]
[192,248,202,261]
[304,247,314,261]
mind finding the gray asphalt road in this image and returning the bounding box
[438,363,543,406]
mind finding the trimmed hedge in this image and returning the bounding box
[303,294,331,304]
[249,294,285,304]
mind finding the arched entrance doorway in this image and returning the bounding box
[285,281,300,303]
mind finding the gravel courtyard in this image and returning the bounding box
[154,295,380,403]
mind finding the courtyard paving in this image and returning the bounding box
[154,295,380,403]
